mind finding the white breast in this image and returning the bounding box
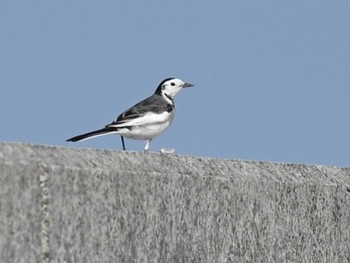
[115,111,175,140]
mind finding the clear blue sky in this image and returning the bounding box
[1,1,350,167]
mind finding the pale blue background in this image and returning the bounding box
[1,1,349,166]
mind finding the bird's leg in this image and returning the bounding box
[121,136,126,151]
[144,139,152,152]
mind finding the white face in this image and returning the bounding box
[161,78,187,99]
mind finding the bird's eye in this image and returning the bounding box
[171,82,175,86]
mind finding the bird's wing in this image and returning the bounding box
[106,95,170,128]
[106,109,143,128]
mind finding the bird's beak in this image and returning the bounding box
[182,82,194,88]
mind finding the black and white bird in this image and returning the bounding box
[66,77,193,151]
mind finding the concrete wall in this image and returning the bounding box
[1,142,350,262]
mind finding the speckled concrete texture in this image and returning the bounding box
[1,142,350,262]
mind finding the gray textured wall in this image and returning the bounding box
[1,142,350,262]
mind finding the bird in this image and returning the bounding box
[66,77,194,152]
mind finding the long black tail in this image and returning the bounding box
[66,128,117,142]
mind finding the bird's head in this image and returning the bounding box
[155,78,194,102]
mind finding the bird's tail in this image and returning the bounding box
[66,128,117,142]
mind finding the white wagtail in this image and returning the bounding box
[66,78,193,151]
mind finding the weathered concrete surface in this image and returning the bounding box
[1,142,350,262]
